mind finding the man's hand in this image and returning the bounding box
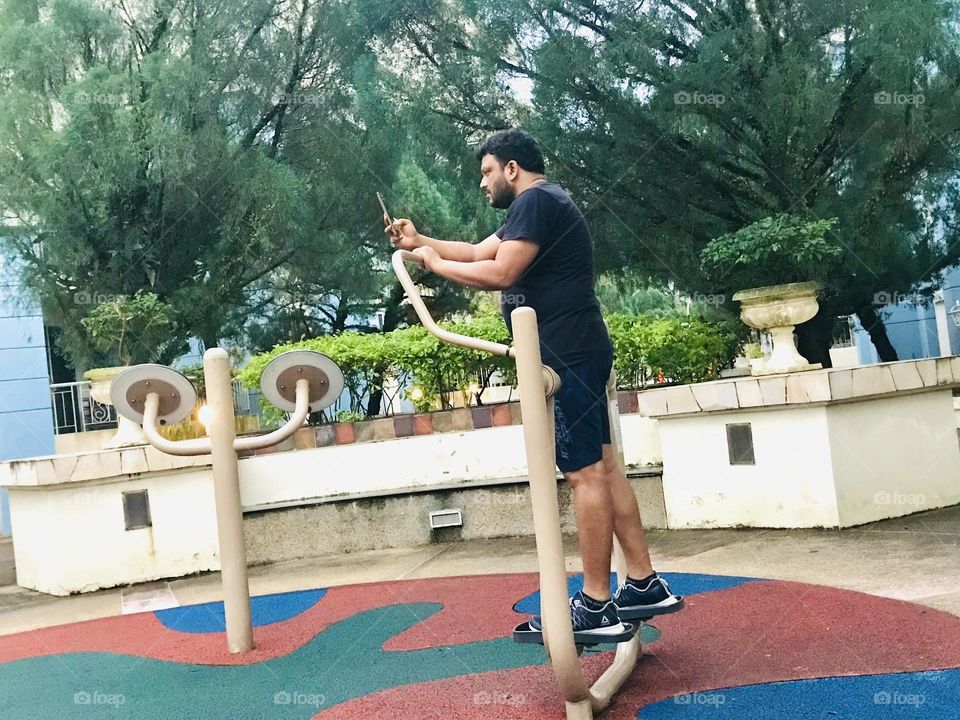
[384,214,421,251]
[412,245,440,271]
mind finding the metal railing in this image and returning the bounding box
[49,381,117,435]
[50,380,260,435]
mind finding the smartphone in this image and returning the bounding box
[376,192,395,229]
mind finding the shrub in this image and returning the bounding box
[700,214,841,292]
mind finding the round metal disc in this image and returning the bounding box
[110,364,198,426]
[260,350,344,413]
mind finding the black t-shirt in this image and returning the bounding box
[495,181,612,368]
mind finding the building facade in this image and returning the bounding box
[0,253,55,535]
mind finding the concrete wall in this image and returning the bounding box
[829,391,960,526]
[659,405,841,529]
[243,474,665,566]
[655,387,960,529]
[4,413,664,595]
[240,415,661,512]
[10,469,219,595]
[0,252,55,535]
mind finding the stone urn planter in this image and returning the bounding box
[83,366,148,448]
[732,281,823,376]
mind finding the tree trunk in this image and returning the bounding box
[200,333,219,354]
[794,311,835,369]
[855,305,899,362]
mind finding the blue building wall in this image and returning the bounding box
[942,267,960,354]
[856,266,960,364]
[0,253,55,536]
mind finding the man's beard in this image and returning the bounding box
[488,183,516,209]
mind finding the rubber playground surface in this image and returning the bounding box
[1,571,959,719]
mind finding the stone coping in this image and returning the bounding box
[0,393,645,489]
[638,357,960,419]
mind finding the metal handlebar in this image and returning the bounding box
[391,250,515,358]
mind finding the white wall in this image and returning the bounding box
[829,392,960,526]
[659,405,841,529]
[10,470,219,595]
[657,388,960,529]
[6,414,664,594]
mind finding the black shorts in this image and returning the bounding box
[552,350,613,473]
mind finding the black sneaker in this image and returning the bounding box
[613,574,684,621]
[528,590,635,645]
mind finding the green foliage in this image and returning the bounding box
[238,299,515,419]
[334,410,364,423]
[240,305,737,421]
[700,215,842,292]
[596,275,687,317]
[641,317,742,385]
[607,313,740,387]
[177,362,206,399]
[79,291,178,366]
[0,0,484,371]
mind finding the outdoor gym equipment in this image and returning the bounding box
[392,249,641,719]
[109,348,344,653]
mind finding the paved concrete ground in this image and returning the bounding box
[1,504,958,635]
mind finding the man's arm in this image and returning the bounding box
[386,217,501,262]
[416,239,539,291]
[417,231,502,262]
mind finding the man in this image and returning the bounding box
[385,128,682,642]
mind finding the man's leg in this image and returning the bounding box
[602,444,654,580]
[602,443,684,619]
[564,459,615,601]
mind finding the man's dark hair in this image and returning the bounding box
[475,128,545,174]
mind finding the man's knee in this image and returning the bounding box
[564,458,606,488]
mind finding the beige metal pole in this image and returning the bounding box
[587,370,641,711]
[234,379,310,451]
[512,307,591,715]
[141,397,211,456]
[204,347,254,653]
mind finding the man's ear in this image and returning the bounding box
[505,160,519,181]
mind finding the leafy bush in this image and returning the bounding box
[700,214,842,292]
[237,301,514,419]
[80,291,177,366]
[239,305,739,421]
[334,410,364,423]
[608,314,740,386]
